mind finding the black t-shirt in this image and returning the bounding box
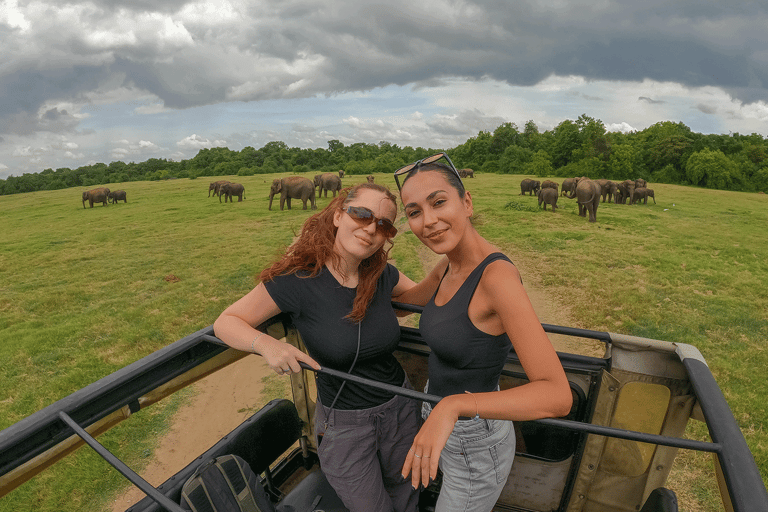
[263,264,405,409]
[420,253,513,398]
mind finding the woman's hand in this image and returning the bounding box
[401,398,459,489]
[258,336,321,375]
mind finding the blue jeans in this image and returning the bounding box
[423,390,515,512]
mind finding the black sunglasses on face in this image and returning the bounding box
[393,152,463,191]
[342,206,398,238]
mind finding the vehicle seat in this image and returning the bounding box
[640,488,678,512]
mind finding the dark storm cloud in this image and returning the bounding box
[2,0,768,137]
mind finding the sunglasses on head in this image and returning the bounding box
[393,152,463,191]
[342,205,398,238]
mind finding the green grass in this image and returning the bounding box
[1,172,767,511]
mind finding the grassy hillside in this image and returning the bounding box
[1,173,766,511]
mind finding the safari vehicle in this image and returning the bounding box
[1,305,767,512]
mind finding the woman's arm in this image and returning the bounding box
[391,256,449,306]
[213,283,320,374]
[402,259,572,488]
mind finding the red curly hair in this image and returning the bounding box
[259,183,398,323]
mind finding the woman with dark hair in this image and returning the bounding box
[394,155,573,512]
[214,183,420,512]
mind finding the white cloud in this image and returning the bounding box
[64,151,85,159]
[176,134,227,149]
[0,0,31,31]
[606,122,636,133]
[0,163,8,170]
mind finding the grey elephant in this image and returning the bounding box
[520,178,540,196]
[269,176,316,210]
[314,173,342,198]
[632,187,656,205]
[338,169,345,178]
[209,180,231,197]
[594,179,614,203]
[541,180,559,194]
[82,187,110,208]
[459,168,475,178]
[537,188,558,211]
[635,178,648,189]
[561,178,578,197]
[367,175,375,184]
[567,178,601,222]
[617,180,636,205]
[219,182,245,203]
[108,190,127,204]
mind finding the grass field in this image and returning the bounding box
[1,172,767,511]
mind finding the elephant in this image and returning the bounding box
[209,180,230,197]
[594,179,614,203]
[459,168,475,178]
[520,178,540,196]
[632,187,656,205]
[635,178,648,189]
[269,176,316,210]
[367,175,375,184]
[219,182,245,203]
[108,190,127,204]
[618,180,636,205]
[82,187,110,208]
[537,188,558,211]
[338,169,345,178]
[541,180,559,194]
[567,178,601,222]
[561,178,578,197]
[314,173,342,198]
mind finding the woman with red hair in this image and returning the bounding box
[214,183,420,512]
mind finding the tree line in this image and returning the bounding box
[2,116,767,196]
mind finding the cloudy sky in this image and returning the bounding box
[2,0,768,179]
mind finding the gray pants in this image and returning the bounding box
[423,384,515,512]
[314,383,420,512]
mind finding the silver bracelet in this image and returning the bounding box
[251,332,266,353]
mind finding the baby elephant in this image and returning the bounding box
[632,187,656,205]
[108,190,127,204]
[537,188,558,211]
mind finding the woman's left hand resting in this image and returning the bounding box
[401,397,459,489]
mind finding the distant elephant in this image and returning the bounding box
[619,180,636,205]
[635,178,648,189]
[82,187,110,208]
[632,187,656,205]
[459,168,475,178]
[108,190,127,204]
[541,180,559,194]
[367,175,375,184]
[209,180,231,197]
[537,188,558,211]
[561,178,578,197]
[567,178,601,222]
[269,176,316,210]
[219,182,245,203]
[520,179,540,196]
[314,173,342,198]
[338,169,345,178]
[594,179,614,203]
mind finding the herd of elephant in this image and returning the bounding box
[206,171,376,211]
[520,177,656,223]
[81,187,127,208]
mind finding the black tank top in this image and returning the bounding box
[420,253,513,398]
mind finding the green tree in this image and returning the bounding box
[685,148,743,190]
[527,150,553,177]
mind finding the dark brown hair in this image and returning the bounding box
[259,183,398,323]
